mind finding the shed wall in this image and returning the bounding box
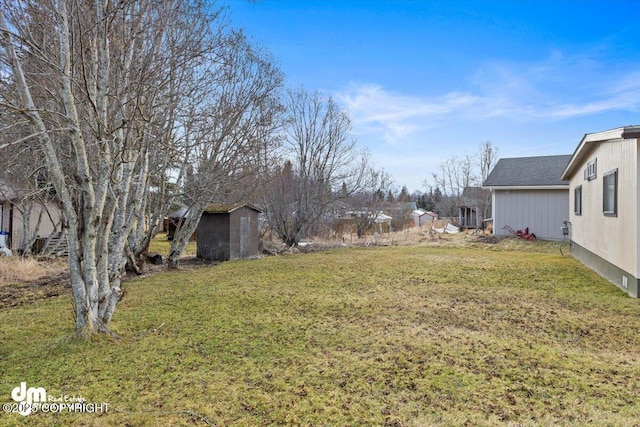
[0,202,9,234]
[196,213,230,261]
[493,189,569,240]
[229,207,260,260]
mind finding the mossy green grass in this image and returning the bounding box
[1,242,638,426]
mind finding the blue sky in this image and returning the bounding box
[225,0,640,193]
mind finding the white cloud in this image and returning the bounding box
[336,54,640,146]
[542,69,640,118]
[332,51,640,192]
[334,83,478,143]
[469,52,640,120]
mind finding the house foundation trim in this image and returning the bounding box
[570,241,639,297]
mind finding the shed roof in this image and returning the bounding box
[413,209,437,218]
[483,155,572,189]
[167,206,189,219]
[203,203,262,214]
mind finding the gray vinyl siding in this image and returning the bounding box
[493,189,569,240]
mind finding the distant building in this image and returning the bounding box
[412,209,437,227]
[166,206,194,241]
[389,202,417,229]
[0,180,63,253]
[458,187,491,229]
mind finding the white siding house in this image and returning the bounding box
[483,155,571,241]
[0,181,63,252]
[561,125,640,297]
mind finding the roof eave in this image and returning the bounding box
[204,202,263,214]
[562,126,638,180]
[483,185,569,191]
[561,132,593,180]
[621,125,640,139]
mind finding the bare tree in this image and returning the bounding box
[431,155,475,218]
[165,31,284,269]
[262,88,367,246]
[260,160,298,243]
[0,0,281,337]
[477,140,498,221]
[428,142,498,221]
[347,168,393,238]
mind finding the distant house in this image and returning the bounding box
[483,155,571,240]
[412,209,437,227]
[196,203,262,261]
[0,181,63,253]
[328,201,350,220]
[166,206,196,241]
[389,201,417,229]
[561,125,640,297]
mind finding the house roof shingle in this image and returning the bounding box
[483,155,572,188]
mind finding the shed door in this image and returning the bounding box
[240,216,250,259]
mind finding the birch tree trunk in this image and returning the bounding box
[0,0,281,337]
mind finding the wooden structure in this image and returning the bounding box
[196,203,262,261]
[458,187,491,229]
[458,205,479,229]
[166,206,196,241]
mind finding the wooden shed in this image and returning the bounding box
[196,203,262,261]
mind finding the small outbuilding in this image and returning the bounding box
[412,209,437,227]
[483,155,572,240]
[458,186,491,229]
[166,206,193,241]
[196,203,262,261]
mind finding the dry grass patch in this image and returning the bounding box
[0,256,69,308]
[0,256,67,285]
[0,236,197,309]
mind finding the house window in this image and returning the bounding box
[603,169,617,216]
[584,159,597,181]
[574,186,582,215]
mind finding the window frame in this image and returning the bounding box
[603,169,618,217]
[584,159,597,181]
[574,185,582,215]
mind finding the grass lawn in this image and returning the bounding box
[147,234,197,258]
[1,239,639,426]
